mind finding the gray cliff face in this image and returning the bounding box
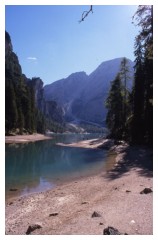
[31,77,45,112]
[44,58,134,125]
[30,77,64,123]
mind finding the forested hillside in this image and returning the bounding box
[5,31,65,135]
[5,31,37,134]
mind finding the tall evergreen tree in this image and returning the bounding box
[5,79,18,132]
[105,73,124,139]
[119,57,131,138]
[131,35,145,143]
[131,5,153,145]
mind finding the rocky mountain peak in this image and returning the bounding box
[5,31,13,55]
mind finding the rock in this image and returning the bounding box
[9,188,18,191]
[98,139,114,150]
[49,213,58,217]
[99,222,104,225]
[103,226,128,235]
[91,211,101,218]
[130,220,135,224]
[81,201,88,204]
[26,224,42,235]
[103,226,121,235]
[126,190,131,193]
[140,188,152,194]
[8,202,13,205]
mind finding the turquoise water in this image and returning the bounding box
[5,134,107,200]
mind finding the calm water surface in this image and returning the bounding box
[6,134,108,200]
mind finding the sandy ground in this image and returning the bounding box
[57,138,104,148]
[5,138,153,235]
[5,133,52,143]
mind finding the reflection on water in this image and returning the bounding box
[5,134,107,200]
[21,177,55,196]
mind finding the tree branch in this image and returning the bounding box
[79,5,93,23]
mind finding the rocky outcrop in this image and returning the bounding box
[29,77,45,112]
[28,77,64,123]
[5,31,13,55]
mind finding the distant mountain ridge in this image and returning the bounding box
[44,57,134,125]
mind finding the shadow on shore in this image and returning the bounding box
[105,145,153,180]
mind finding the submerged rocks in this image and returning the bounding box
[26,224,42,235]
[9,188,18,191]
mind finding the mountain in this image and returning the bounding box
[44,58,134,126]
[5,30,134,133]
[44,72,88,121]
[5,31,64,135]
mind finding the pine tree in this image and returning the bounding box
[29,86,36,133]
[131,5,153,145]
[105,73,124,139]
[5,79,18,133]
[119,57,131,138]
[131,35,145,143]
[18,107,24,134]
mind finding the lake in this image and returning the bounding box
[5,133,110,200]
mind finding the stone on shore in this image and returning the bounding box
[26,224,42,235]
[103,226,128,235]
[91,211,101,218]
[140,188,152,194]
[49,213,58,217]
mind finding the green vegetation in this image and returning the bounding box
[5,34,36,135]
[131,5,153,145]
[105,73,124,139]
[5,31,63,135]
[105,5,153,145]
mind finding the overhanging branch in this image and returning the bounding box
[79,5,93,23]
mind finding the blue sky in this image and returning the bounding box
[5,5,139,85]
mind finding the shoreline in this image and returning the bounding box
[5,133,52,143]
[5,137,153,235]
